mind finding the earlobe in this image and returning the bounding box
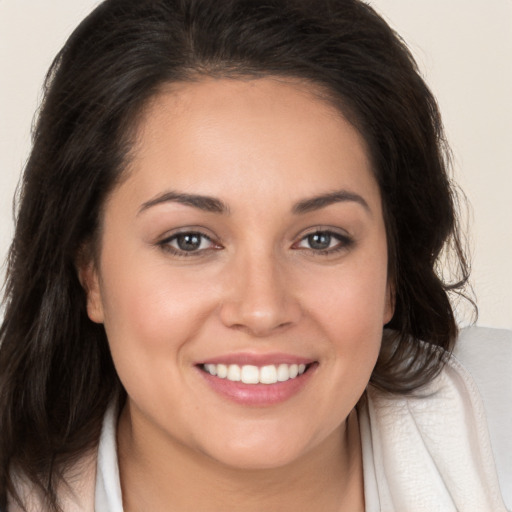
[77,259,105,324]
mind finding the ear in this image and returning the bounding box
[76,250,105,324]
[383,280,395,325]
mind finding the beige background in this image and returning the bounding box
[1,1,511,328]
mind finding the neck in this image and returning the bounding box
[117,404,364,512]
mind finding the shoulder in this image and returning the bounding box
[361,329,511,511]
[453,326,512,508]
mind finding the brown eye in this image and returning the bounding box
[175,233,204,251]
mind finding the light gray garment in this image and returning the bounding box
[360,328,510,511]
[453,326,512,507]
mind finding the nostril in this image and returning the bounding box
[217,270,303,335]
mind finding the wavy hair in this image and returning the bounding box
[0,0,471,509]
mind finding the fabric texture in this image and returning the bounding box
[359,342,509,511]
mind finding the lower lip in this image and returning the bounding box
[197,364,317,406]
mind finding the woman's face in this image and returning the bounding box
[83,77,393,469]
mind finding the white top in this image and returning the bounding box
[93,327,512,511]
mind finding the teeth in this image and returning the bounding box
[216,364,228,379]
[277,363,291,382]
[203,362,308,384]
[241,365,259,384]
[227,364,241,381]
[260,365,278,384]
[204,364,217,376]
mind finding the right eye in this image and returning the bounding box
[159,231,219,256]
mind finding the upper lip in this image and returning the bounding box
[197,352,315,367]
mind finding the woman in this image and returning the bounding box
[0,0,509,510]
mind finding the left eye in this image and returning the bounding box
[296,231,349,251]
[163,232,215,253]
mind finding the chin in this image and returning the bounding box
[198,426,318,472]
[211,447,303,472]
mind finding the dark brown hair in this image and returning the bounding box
[0,0,471,509]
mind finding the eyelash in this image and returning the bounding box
[158,229,354,257]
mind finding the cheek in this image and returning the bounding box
[97,258,221,416]
[305,256,389,328]
[98,255,219,359]
[298,250,389,368]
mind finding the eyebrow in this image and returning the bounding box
[138,188,370,216]
[292,190,371,215]
[138,191,229,215]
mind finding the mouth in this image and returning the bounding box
[200,362,311,384]
[196,359,317,406]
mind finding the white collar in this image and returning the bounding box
[95,403,123,512]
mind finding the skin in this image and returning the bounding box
[81,77,393,511]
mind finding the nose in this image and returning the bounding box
[219,251,302,337]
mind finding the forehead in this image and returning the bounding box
[117,77,380,212]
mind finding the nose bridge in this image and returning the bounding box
[219,245,300,335]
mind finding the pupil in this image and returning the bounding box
[177,234,201,251]
[309,233,331,250]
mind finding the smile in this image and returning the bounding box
[197,356,317,406]
[202,363,307,384]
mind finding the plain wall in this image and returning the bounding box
[1,0,511,328]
